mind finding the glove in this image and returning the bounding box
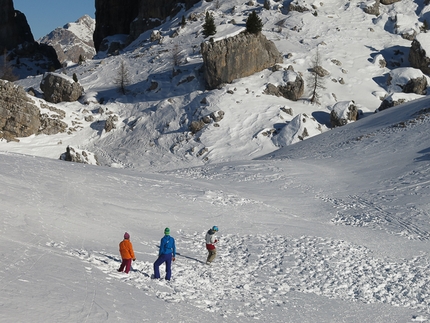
[172,257,176,262]
[215,240,218,243]
[133,258,136,261]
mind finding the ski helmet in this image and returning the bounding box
[164,227,170,235]
[212,226,218,232]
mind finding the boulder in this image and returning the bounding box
[265,68,304,101]
[40,72,84,103]
[376,93,422,112]
[201,32,283,90]
[380,0,401,4]
[363,0,380,16]
[387,67,428,95]
[409,34,430,76]
[104,114,118,132]
[60,146,99,165]
[189,110,225,134]
[289,0,312,12]
[330,101,358,127]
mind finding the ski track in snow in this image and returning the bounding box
[48,232,430,320]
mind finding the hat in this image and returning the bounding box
[164,227,170,235]
[212,226,219,232]
[124,232,130,239]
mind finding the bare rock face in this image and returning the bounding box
[201,32,283,90]
[93,0,140,52]
[40,72,84,103]
[0,0,34,52]
[0,80,68,141]
[0,80,40,141]
[94,0,201,51]
[409,35,430,76]
[0,0,61,78]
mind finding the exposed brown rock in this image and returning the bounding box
[201,32,283,90]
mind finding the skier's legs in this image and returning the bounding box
[124,259,132,273]
[207,249,217,263]
[165,256,172,280]
[118,258,127,272]
[153,256,164,278]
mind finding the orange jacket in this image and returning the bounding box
[119,239,135,260]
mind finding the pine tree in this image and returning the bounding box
[307,48,326,105]
[202,12,216,38]
[246,11,263,34]
[115,60,130,95]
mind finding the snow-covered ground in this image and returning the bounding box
[1,96,430,322]
[1,0,430,322]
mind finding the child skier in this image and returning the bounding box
[118,232,136,273]
[205,226,219,265]
[153,227,176,281]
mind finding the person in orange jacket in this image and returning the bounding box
[118,232,136,273]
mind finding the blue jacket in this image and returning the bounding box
[159,235,176,257]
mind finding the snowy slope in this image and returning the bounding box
[1,95,430,322]
[4,0,426,172]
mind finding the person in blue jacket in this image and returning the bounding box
[153,227,176,280]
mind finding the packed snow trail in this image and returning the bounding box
[58,231,430,321]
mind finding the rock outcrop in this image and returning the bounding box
[409,34,430,76]
[201,32,283,90]
[39,15,96,64]
[0,80,67,141]
[0,80,40,141]
[40,73,84,103]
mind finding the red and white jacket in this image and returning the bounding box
[205,229,218,250]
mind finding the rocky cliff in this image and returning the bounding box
[0,0,34,53]
[93,0,140,52]
[94,0,200,52]
[201,32,283,90]
[0,0,61,78]
[39,15,96,64]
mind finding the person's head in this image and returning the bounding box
[164,227,170,236]
[212,226,219,232]
[124,232,130,239]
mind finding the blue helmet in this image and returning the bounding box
[212,226,219,232]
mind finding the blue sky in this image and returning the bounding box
[13,0,95,40]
